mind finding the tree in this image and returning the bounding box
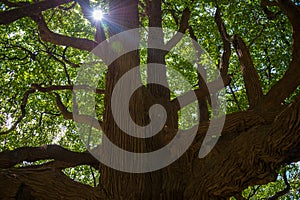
[0,0,300,199]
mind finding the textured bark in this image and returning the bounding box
[233,35,263,109]
[0,168,105,199]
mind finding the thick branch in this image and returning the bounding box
[0,0,72,25]
[0,168,106,199]
[0,144,99,169]
[233,35,263,108]
[31,14,98,52]
[185,94,300,198]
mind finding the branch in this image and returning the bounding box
[171,76,230,111]
[248,25,265,48]
[268,170,290,200]
[0,0,73,25]
[0,89,35,135]
[0,144,99,169]
[232,35,263,108]
[234,193,247,200]
[188,26,209,121]
[264,0,300,108]
[214,7,232,85]
[0,168,106,199]
[76,0,106,43]
[54,93,103,129]
[165,7,191,51]
[31,13,98,52]
[31,83,105,94]
[261,0,280,20]
[247,186,261,200]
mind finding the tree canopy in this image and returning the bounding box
[0,0,300,199]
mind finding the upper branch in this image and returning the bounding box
[0,0,73,25]
[0,144,99,169]
[214,7,231,81]
[261,0,280,20]
[165,7,191,51]
[76,0,106,43]
[233,35,263,108]
[31,14,98,52]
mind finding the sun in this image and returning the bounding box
[93,10,104,21]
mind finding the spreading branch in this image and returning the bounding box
[0,0,73,25]
[0,144,99,169]
[185,94,300,198]
[0,168,106,199]
[31,13,98,52]
[188,26,209,121]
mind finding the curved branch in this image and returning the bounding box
[0,144,99,169]
[165,7,191,51]
[31,14,98,52]
[0,0,73,25]
[0,168,106,199]
[54,93,103,129]
[185,94,300,198]
[268,170,290,200]
[264,0,300,108]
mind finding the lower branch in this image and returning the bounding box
[0,168,106,199]
[0,144,99,169]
